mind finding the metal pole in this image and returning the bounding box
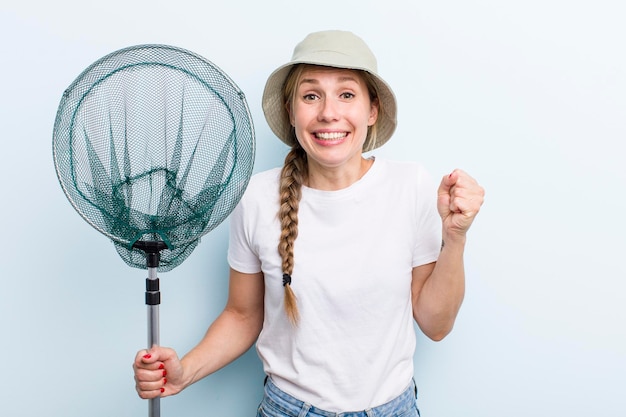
[134,240,167,417]
[147,265,160,417]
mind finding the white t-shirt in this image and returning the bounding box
[228,158,441,412]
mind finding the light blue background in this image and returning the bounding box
[1,1,624,416]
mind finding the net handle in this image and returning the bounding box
[136,242,167,417]
[147,265,160,417]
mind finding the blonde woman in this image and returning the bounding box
[134,30,484,417]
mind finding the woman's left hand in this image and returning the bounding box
[437,169,485,239]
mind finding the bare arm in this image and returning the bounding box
[133,268,264,398]
[411,169,483,341]
[411,236,466,341]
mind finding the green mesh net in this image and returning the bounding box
[53,44,255,271]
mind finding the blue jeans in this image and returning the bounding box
[257,377,421,417]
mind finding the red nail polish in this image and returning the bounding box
[160,388,165,393]
[143,354,151,359]
[158,364,165,369]
[163,378,167,384]
[163,370,167,377]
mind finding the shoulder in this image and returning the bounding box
[244,167,281,193]
[237,167,281,206]
[248,167,282,187]
[374,158,433,184]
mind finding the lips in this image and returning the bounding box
[314,131,348,140]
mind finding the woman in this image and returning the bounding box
[134,30,484,416]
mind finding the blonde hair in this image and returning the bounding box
[277,64,381,325]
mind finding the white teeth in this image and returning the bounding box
[315,132,347,140]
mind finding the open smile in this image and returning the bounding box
[314,132,348,140]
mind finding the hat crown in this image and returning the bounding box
[292,30,378,74]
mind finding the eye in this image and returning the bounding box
[302,93,319,101]
[340,92,355,99]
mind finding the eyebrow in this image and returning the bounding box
[299,75,360,85]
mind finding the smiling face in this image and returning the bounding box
[287,66,379,176]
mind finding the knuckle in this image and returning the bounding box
[137,391,151,400]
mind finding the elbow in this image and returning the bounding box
[419,321,454,342]
[413,303,462,342]
[425,328,451,342]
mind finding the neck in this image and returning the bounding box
[306,156,374,191]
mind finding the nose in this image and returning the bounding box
[318,97,339,122]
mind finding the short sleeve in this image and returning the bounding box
[227,196,262,274]
[412,166,442,267]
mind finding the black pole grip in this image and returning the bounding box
[132,241,168,268]
[146,278,161,305]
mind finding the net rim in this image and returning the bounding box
[52,43,256,250]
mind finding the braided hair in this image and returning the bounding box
[278,144,307,325]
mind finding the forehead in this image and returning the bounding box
[298,66,366,86]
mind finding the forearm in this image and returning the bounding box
[179,307,263,388]
[413,233,466,340]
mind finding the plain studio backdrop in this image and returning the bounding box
[1,1,624,416]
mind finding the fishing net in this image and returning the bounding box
[52,44,255,417]
[53,44,255,272]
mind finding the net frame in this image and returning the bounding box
[52,44,255,271]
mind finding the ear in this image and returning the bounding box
[286,102,295,126]
[368,98,379,126]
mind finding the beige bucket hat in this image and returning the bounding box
[262,30,397,152]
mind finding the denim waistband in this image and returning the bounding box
[260,377,418,417]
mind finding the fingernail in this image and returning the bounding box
[160,388,165,393]
[163,370,167,377]
[163,378,167,384]
[143,354,151,359]
[158,364,165,370]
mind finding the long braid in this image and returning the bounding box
[278,145,307,325]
